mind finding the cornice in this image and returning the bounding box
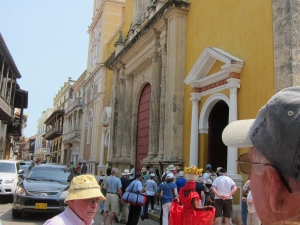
[105,0,190,70]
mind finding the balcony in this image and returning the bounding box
[65,98,83,115]
[44,126,63,140]
[62,130,81,144]
[0,95,14,121]
[7,118,22,136]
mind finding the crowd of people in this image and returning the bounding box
[43,87,300,225]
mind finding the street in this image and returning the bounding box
[0,198,159,225]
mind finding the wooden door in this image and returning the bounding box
[136,83,151,172]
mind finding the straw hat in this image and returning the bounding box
[64,175,105,203]
[122,169,132,176]
[141,167,147,172]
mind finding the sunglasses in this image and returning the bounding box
[236,153,292,193]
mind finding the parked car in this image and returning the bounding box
[0,160,23,197]
[19,164,31,177]
[12,163,74,218]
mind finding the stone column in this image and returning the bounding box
[120,74,133,161]
[116,75,125,159]
[130,113,138,165]
[99,128,106,167]
[272,0,300,91]
[190,94,200,166]
[147,50,161,160]
[72,112,75,131]
[163,8,188,161]
[227,78,240,178]
[110,68,120,162]
[155,26,167,161]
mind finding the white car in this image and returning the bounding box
[0,160,23,196]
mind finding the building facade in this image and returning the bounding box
[102,0,300,219]
[0,33,28,160]
[63,72,85,166]
[35,108,53,161]
[44,78,74,164]
[79,0,125,175]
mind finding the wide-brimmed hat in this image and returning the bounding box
[150,173,156,177]
[141,167,147,172]
[216,167,222,173]
[122,169,132,176]
[166,164,176,171]
[175,166,181,170]
[64,175,105,203]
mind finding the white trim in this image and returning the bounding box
[184,47,244,88]
[199,93,230,134]
[100,107,111,125]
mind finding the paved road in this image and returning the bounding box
[0,197,159,225]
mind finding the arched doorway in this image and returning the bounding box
[136,83,151,172]
[208,100,229,171]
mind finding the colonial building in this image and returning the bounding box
[102,0,300,219]
[0,33,28,159]
[79,0,125,175]
[63,72,85,166]
[44,78,74,164]
[105,0,189,174]
[35,108,53,161]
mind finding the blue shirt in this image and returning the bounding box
[126,179,143,193]
[161,182,177,204]
[105,176,122,193]
[175,177,187,193]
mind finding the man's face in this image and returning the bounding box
[69,198,99,223]
[248,147,271,224]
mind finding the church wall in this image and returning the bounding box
[183,0,275,168]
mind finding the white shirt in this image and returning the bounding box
[212,175,236,199]
[129,168,135,180]
[247,191,256,213]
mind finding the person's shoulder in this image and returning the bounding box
[43,215,66,225]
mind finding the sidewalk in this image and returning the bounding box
[95,207,160,225]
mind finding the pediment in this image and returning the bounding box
[184,47,244,88]
[100,107,111,125]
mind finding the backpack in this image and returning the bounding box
[161,171,172,182]
[209,173,217,183]
[100,175,107,196]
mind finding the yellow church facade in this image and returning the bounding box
[102,0,297,214]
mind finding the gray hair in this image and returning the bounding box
[251,147,300,192]
[111,168,118,175]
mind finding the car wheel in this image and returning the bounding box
[12,208,22,218]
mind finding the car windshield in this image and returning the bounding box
[0,162,16,173]
[20,166,29,174]
[26,167,73,182]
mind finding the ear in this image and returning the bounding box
[266,166,288,212]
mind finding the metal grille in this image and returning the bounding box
[27,191,59,196]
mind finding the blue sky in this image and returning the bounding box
[0,1,93,137]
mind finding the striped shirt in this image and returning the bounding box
[144,179,157,196]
